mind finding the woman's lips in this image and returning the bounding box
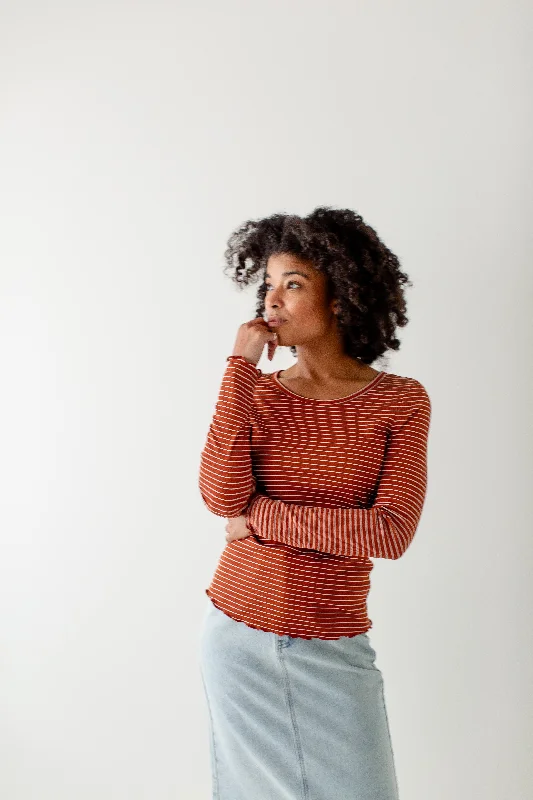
[267,319,286,326]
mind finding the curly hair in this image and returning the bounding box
[222,206,412,365]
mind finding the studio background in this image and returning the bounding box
[0,1,531,798]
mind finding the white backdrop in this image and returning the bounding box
[1,2,531,798]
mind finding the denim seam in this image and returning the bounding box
[277,642,310,800]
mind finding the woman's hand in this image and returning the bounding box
[232,316,279,364]
[225,515,253,544]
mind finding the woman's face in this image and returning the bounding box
[263,253,338,346]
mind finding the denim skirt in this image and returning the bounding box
[197,597,400,800]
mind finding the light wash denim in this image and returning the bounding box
[198,597,400,800]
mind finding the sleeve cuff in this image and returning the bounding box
[226,355,262,375]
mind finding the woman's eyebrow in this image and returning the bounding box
[265,270,310,280]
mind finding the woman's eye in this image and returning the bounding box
[265,281,300,291]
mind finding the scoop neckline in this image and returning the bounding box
[270,369,386,403]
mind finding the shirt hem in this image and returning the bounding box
[205,589,372,641]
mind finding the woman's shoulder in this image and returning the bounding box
[377,370,431,408]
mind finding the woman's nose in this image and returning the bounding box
[267,289,282,306]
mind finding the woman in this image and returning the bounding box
[197,206,431,799]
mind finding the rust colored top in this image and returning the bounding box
[199,354,432,640]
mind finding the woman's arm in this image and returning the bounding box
[245,395,431,560]
[198,355,262,517]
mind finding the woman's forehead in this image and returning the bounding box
[265,253,319,280]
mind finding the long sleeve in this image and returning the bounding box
[198,355,263,517]
[245,389,431,560]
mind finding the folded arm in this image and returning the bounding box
[245,391,431,560]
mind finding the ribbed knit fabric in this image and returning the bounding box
[199,354,431,640]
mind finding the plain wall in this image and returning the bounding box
[0,1,531,798]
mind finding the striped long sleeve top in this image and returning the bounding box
[199,354,432,640]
